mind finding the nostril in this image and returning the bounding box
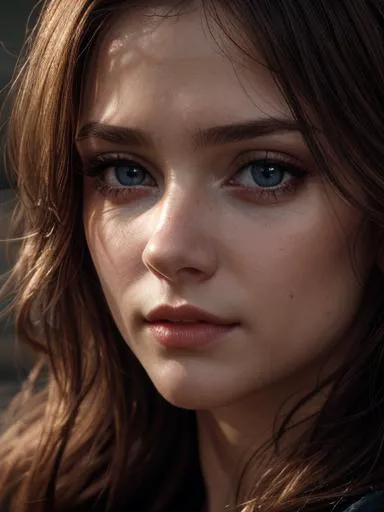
[183,267,203,275]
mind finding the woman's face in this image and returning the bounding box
[79,7,374,409]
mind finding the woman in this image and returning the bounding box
[1,0,384,510]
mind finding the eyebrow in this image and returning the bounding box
[77,122,151,147]
[194,118,300,147]
[76,118,301,150]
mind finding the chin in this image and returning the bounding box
[144,359,247,410]
[157,384,233,410]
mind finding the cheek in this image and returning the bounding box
[83,193,147,309]
[236,199,371,370]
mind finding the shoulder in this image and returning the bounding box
[341,492,384,511]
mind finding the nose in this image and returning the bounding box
[142,185,218,284]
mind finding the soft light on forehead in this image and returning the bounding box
[105,8,206,61]
[104,6,225,65]
[81,6,291,131]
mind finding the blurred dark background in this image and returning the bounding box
[0,2,40,408]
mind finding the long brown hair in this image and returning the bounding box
[1,0,384,510]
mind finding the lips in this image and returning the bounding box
[143,304,239,348]
[145,304,235,325]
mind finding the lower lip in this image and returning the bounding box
[145,322,237,348]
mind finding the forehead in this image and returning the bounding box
[80,6,290,129]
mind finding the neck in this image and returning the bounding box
[196,358,341,512]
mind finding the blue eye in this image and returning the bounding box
[114,164,147,186]
[233,159,305,190]
[249,161,285,188]
[89,158,156,188]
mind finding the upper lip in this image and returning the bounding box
[145,305,236,325]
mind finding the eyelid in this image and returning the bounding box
[81,152,158,178]
[232,149,309,173]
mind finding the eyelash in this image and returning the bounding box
[83,152,308,204]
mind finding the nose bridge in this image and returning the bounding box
[155,181,202,237]
[142,181,217,280]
